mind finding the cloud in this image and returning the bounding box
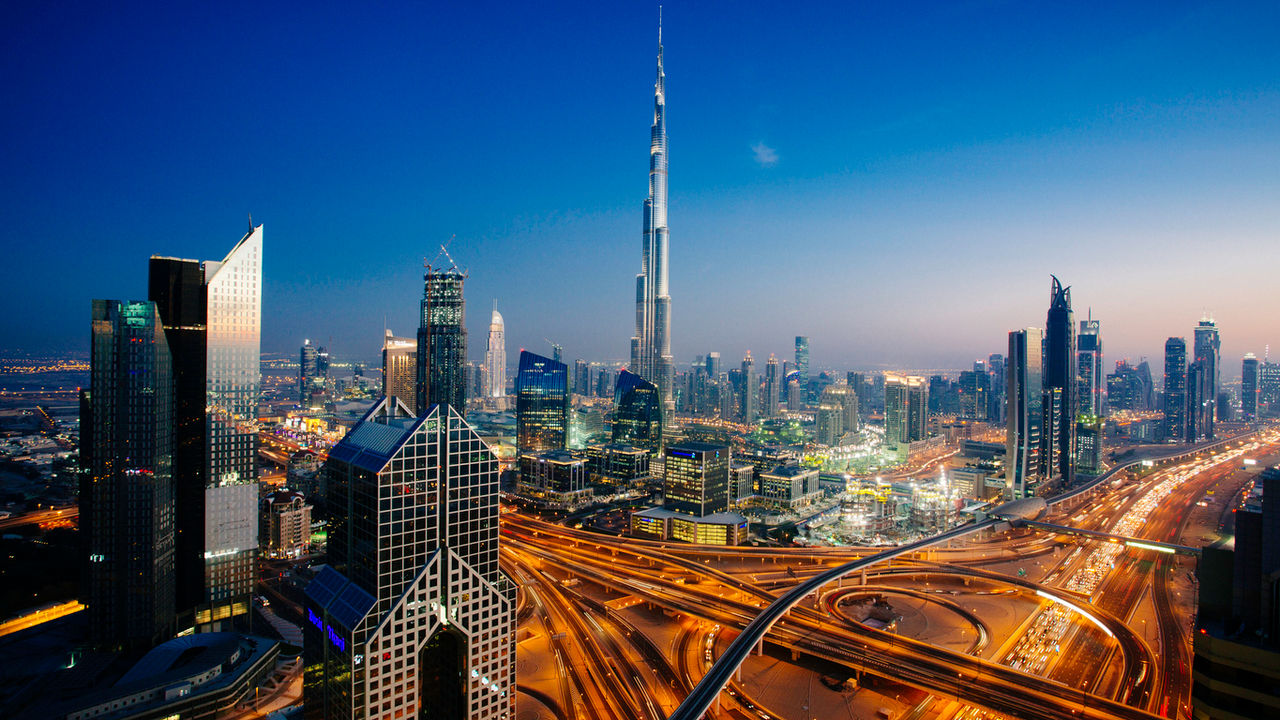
[751,142,778,167]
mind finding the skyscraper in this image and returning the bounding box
[515,350,569,456]
[1163,337,1188,443]
[664,442,730,517]
[1194,317,1221,438]
[382,330,417,408]
[82,300,176,649]
[486,302,505,398]
[794,336,809,383]
[304,399,514,720]
[630,18,674,411]
[764,354,780,417]
[1077,313,1103,417]
[957,369,989,420]
[884,373,928,460]
[1043,276,1076,487]
[1187,360,1210,441]
[417,263,468,415]
[148,224,262,630]
[739,352,757,424]
[613,369,662,453]
[1006,328,1044,499]
[300,339,318,403]
[987,354,1006,423]
[1243,353,1260,422]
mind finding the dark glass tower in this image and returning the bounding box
[82,300,176,650]
[1006,328,1044,499]
[417,266,468,416]
[1194,318,1221,439]
[1243,354,1260,422]
[1043,276,1076,487]
[148,225,261,630]
[794,336,810,382]
[613,369,663,453]
[515,350,569,456]
[304,399,514,720]
[1163,337,1188,442]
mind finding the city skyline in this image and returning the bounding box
[4,3,1279,370]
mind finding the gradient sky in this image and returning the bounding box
[3,1,1278,374]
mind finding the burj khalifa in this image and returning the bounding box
[630,16,674,408]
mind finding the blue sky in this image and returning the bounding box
[3,1,1278,373]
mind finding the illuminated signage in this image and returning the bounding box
[308,608,348,652]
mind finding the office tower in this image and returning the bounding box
[1187,361,1210,441]
[613,369,662,452]
[987,354,1006,422]
[518,450,589,508]
[1164,338,1188,442]
[794,336,809,381]
[1006,328,1044,499]
[1244,354,1260,422]
[382,330,417,408]
[148,224,261,630]
[764,355,780,417]
[1194,318,1221,438]
[630,19,674,410]
[1107,360,1141,411]
[416,263,468,416]
[706,351,720,378]
[740,352,757,424]
[1262,359,1280,417]
[551,343,563,364]
[1217,393,1233,423]
[786,378,803,411]
[515,350,569,456]
[574,359,589,396]
[1043,276,1076,486]
[816,384,859,445]
[82,300,176,649]
[304,399,514,720]
[1077,313,1103,417]
[486,303,505,398]
[664,442,730,517]
[300,339,318,403]
[884,373,928,459]
[1075,416,1102,475]
[475,362,489,398]
[957,369,989,420]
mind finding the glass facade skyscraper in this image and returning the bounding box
[1243,353,1260,422]
[1077,314,1103,417]
[1043,276,1076,487]
[884,372,927,460]
[417,266,468,416]
[1164,337,1188,443]
[148,224,262,630]
[304,399,514,720]
[794,336,809,383]
[613,369,663,453]
[382,330,417,408]
[1194,318,1221,439]
[515,350,569,456]
[630,19,674,411]
[664,442,730,517]
[82,299,176,649]
[1006,328,1044,499]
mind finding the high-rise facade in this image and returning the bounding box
[515,350,569,456]
[957,369,989,421]
[304,399,514,720]
[382,330,417,408]
[82,300,176,649]
[300,339,319,403]
[794,336,809,382]
[1043,276,1076,487]
[1077,314,1103,417]
[764,354,780,417]
[987,353,1006,423]
[613,369,663,453]
[417,265,468,416]
[1243,354,1260,422]
[630,19,674,411]
[884,373,928,459]
[148,224,262,630]
[486,304,505,398]
[1193,318,1221,439]
[739,352,757,424]
[664,442,730,517]
[1006,328,1044,499]
[1163,338,1188,442]
[1187,360,1210,441]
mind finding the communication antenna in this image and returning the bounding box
[248,212,253,230]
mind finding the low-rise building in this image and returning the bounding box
[518,450,592,508]
[756,464,822,510]
[629,507,747,546]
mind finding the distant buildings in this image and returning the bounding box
[764,354,781,417]
[1107,359,1154,412]
[1163,338,1188,443]
[957,367,989,421]
[515,350,569,456]
[82,300,176,649]
[794,336,809,383]
[305,399,513,720]
[381,330,417,409]
[816,384,859,446]
[148,225,262,631]
[416,264,468,415]
[612,369,662,453]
